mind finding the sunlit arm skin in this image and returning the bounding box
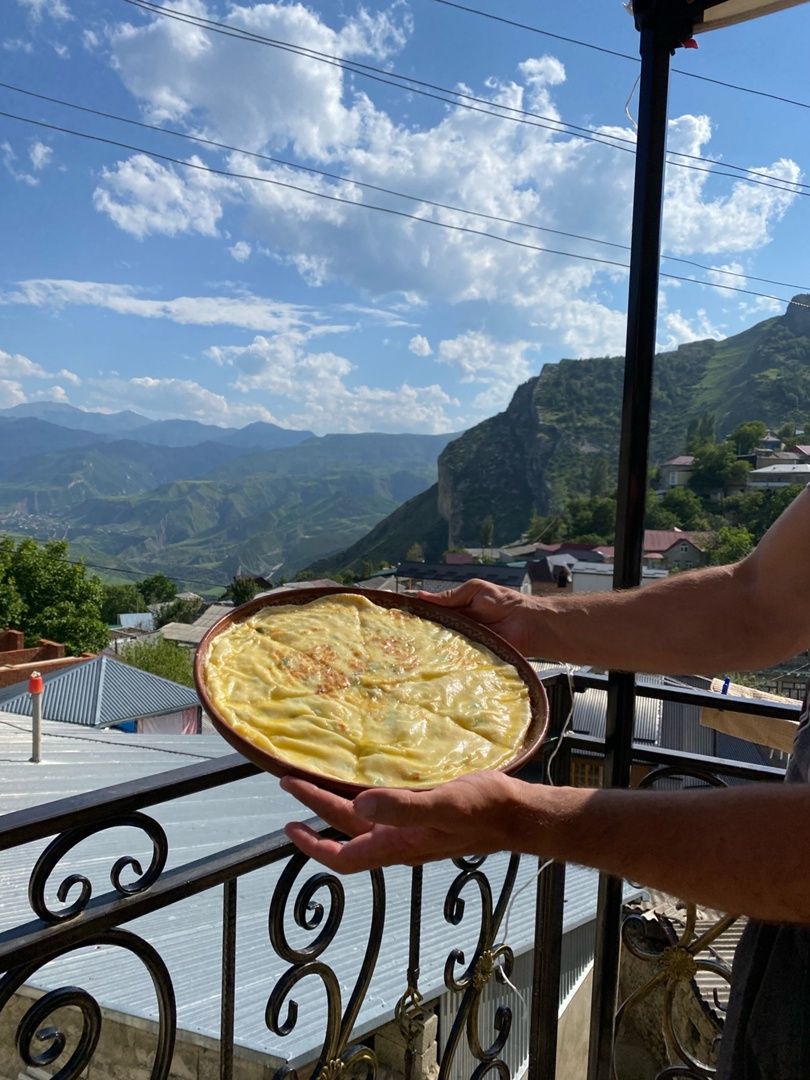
[422,485,810,675]
[283,488,810,918]
[282,773,810,924]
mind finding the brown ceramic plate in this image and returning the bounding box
[194,585,548,797]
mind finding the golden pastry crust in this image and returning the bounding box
[203,593,531,787]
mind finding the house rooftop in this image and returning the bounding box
[0,654,199,727]
[395,561,528,589]
[0,717,639,1065]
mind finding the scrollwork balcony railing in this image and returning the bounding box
[0,674,798,1080]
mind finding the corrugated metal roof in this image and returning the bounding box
[0,655,199,727]
[0,717,640,1065]
[118,612,156,631]
[570,686,662,744]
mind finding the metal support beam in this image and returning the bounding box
[586,11,675,1079]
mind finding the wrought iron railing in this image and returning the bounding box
[0,675,798,1080]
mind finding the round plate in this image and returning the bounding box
[194,585,548,797]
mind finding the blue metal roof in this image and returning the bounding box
[0,655,199,727]
[0,722,643,1064]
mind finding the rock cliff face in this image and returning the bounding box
[310,296,810,569]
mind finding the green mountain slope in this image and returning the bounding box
[0,431,455,587]
[308,296,810,572]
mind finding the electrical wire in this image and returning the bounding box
[64,555,225,590]
[120,0,808,197]
[429,0,810,112]
[2,107,809,311]
[3,80,807,293]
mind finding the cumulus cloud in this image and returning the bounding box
[228,240,251,262]
[408,334,432,357]
[0,348,47,379]
[0,380,26,408]
[663,116,801,256]
[17,0,71,21]
[29,142,53,170]
[433,330,537,412]
[92,4,802,362]
[207,334,457,433]
[84,375,282,426]
[93,154,236,239]
[0,346,81,389]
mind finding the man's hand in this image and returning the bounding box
[419,579,540,656]
[281,771,524,873]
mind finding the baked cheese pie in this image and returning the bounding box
[203,593,532,788]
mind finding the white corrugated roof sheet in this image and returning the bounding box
[0,716,637,1064]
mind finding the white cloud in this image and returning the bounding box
[93,154,236,239]
[82,28,99,50]
[207,334,457,434]
[51,41,69,58]
[29,142,53,170]
[0,380,26,408]
[434,330,537,412]
[228,240,251,262]
[658,308,725,352]
[84,375,283,427]
[409,334,432,357]
[0,348,47,379]
[3,278,408,340]
[2,141,37,186]
[3,38,33,53]
[663,116,801,256]
[0,347,82,392]
[97,8,801,362]
[17,0,71,21]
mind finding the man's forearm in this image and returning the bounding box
[526,561,805,675]
[514,780,810,923]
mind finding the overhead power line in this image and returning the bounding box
[120,0,807,197]
[2,80,808,295]
[2,106,808,311]
[430,0,810,111]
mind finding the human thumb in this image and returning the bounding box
[353,787,430,826]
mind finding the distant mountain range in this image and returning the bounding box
[307,295,810,575]
[0,404,454,589]
[7,296,810,590]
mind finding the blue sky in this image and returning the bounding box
[1,0,808,433]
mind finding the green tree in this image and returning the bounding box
[689,444,750,499]
[729,420,767,456]
[0,536,108,654]
[404,543,424,562]
[101,583,147,625]
[588,457,610,497]
[226,575,259,606]
[118,637,194,688]
[138,573,177,604]
[658,487,710,530]
[707,525,754,566]
[155,596,205,628]
[644,493,678,530]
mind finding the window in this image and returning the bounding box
[571,758,604,788]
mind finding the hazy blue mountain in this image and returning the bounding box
[0,417,110,462]
[127,418,238,447]
[217,421,315,450]
[0,402,149,435]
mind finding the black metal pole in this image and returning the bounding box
[586,13,674,1080]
